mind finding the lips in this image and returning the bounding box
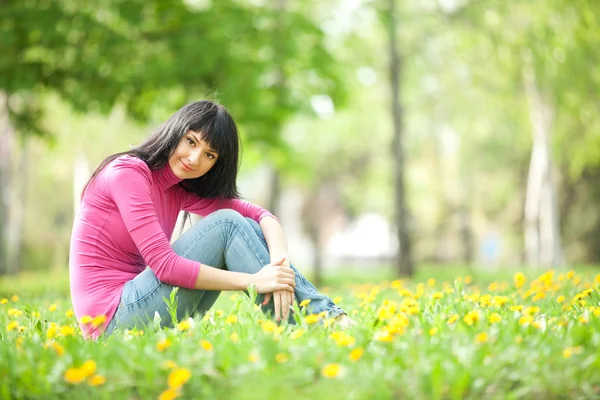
[180,160,194,172]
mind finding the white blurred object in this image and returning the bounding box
[327,213,397,260]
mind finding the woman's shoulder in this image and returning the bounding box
[104,155,150,177]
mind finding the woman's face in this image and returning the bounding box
[168,130,219,179]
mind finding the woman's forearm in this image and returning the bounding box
[259,216,289,264]
[193,263,251,291]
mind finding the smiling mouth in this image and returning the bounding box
[180,160,194,172]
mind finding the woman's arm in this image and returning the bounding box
[259,216,290,265]
[193,259,295,294]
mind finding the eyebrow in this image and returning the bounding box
[188,132,218,153]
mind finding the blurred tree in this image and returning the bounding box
[0,0,345,273]
[384,0,414,277]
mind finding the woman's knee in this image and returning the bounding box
[206,209,246,224]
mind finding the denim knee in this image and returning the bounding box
[207,209,246,224]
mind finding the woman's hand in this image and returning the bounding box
[261,257,296,322]
[249,256,295,294]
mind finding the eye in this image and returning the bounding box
[187,138,195,146]
[206,152,215,159]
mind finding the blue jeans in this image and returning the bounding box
[104,209,344,336]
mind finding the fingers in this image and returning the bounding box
[274,291,281,321]
[284,291,294,321]
[262,292,272,306]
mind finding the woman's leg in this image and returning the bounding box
[104,209,343,336]
[242,217,344,320]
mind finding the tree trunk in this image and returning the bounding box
[0,91,13,275]
[522,54,564,268]
[268,167,281,217]
[267,0,287,218]
[6,136,28,273]
[388,0,414,277]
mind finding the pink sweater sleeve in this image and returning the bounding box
[105,159,200,289]
[181,193,277,223]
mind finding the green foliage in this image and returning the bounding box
[163,287,180,327]
[1,269,600,398]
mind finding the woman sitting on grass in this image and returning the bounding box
[69,100,354,339]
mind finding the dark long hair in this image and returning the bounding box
[81,100,241,211]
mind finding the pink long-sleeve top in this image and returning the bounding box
[69,155,273,339]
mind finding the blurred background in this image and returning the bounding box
[1,0,600,289]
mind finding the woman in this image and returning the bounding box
[69,100,353,339]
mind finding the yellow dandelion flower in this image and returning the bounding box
[156,338,172,352]
[7,321,18,332]
[91,315,107,328]
[431,292,443,300]
[46,322,58,339]
[64,368,86,384]
[159,388,180,400]
[373,330,394,342]
[81,360,96,378]
[463,310,480,326]
[229,332,240,343]
[532,321,542,329]
[532,293,546,302]
[566,270,575,280]
[518,315,533,326]
[321,363,342,378]
[510,305,524,312]
[225,315,238,325]
[429,327,438,336]
[216,310,224,317]
[248,352,260,363]
[18,326,26,333]
[200,340,213,351]
[304,314,321,325]
[168,368,191,389]
[290,329,306,340]
[79,315,93,324]
[349,348,364,362]
[7,308,22,317]
[89,375,106,386]
[16,337,23,349]
[261,320,278,333]
[513,272,526,289]
[464,276,473,284]
[563,346,582,359]
[593,308,600,318]
[176,320,191,331]
[427,278,436,287]
[524,306,540,315]
[52,342,65,356]
[557,295,565,303]
[489,313,502,324]
[162,360,177,370]
[65,309,75,318]
[60,325,75,337]
[275,353,288,364]
[492,296,509,307]
[48,304,58,312]
[515,335,523,344]
[594,274,600,285]
[0,298,8,305]
[391,279,403,289]
[11,295,18,302]
[579,316,588,324]
[475,332,488,343]
[447,314,459,325]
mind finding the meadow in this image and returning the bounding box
[1,267,599,399]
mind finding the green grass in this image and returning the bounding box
[1,266,600,399]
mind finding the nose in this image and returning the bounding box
[187,149,203,166]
